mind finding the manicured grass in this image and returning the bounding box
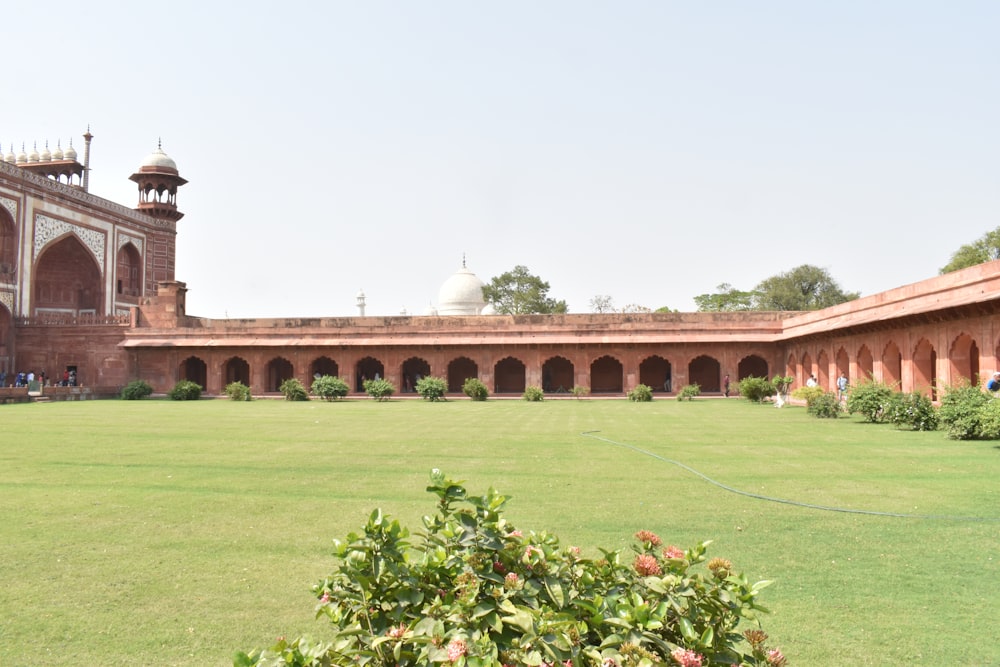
[1,398,997,665]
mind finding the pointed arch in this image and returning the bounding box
[835,347,850,380]
[882,340,902,389]
[800,352,813,387]
[816,349,830,389]
[402,356,431,393]
[310,356,339,379]
[447,356,478,393]
[591,355,623,393]
[0,205,16,279]
[912,338,937,399]
[785,353,797,378]
[33,235,103,316]
[737,354,768,381]
[857,345,874,382]
[224,357,250,387]
[115,242,143,299]
[495,357,526,393]
[180,356,207,390]
[949,333,979,386]
[639,355,672,392]
[266,357,294,392]
[543,356,574,393]
[356,356,385,391]
[689,355,721,392]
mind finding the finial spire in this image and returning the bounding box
[462,252,467,268]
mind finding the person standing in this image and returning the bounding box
[723,374,731,398]
[837,372,849,402]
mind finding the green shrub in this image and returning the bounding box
[807,391,842,418]
[676,383,700,401]
[167,380,202,401]
[772,375,794,396]
[415,376,448,401]
[363,378,395,401]
[570,385,590,399]
[938,383,991,439]
[627,383,653,401]
[522,385,544,401]
[886,391,939,431]
[225,381,252,401]
[120,380,153,400]
[462,377,489,401]
[279,378,309,401]
[791,386,825,406]
[311,375,349,401]
[738,376,775,403]
[236,471,784,667]
[976,399,1000,439]
[846,379,896,423]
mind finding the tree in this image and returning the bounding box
[754,264,859,311]
[482,265,568,314]
[589,295,615,313]
[694,283,759,312]
[940,226,1000,273]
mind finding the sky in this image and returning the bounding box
[5,1,998,318]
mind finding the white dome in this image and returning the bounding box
[141,145,178,172]
[437,265,486,316]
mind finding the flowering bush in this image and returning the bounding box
[235,471,785,666]
[120,379,153,400]
[737,376,774,403]
[938,382,991,439]
[677,383,701,401]
[225,381,252,401]
[805,392,842,419]
[167,379,202,401]
[886,392,939,431]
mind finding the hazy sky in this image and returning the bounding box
[6,2,998,317]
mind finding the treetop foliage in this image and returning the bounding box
[695,265,859,312]
[483,265,568,315]
[940,226,1000,274]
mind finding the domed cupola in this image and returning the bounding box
[437,257,487,316]
[129,139,187,221]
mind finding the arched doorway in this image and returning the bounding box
[0,207,16,280]
[447,357,478,393]
[949,333,979,386]
[737,355,768,382]
[640,355,672,392]
[542,356,574,393]
[689,355,721,393]
[267,357,294,392]
[494,357,526,394]
[33,235,103,316]
[591,355,623,394]
[816,350,830,389]
[356,356,385,391]
[857,345,874,382]
[310,356,339,380]
[835,347,850,381]
[224,357,250,387]
[180,356,207,389]
[882,341,902,388]
[402,357,430,393]
[115,243,142,301]
[913,338,937,399]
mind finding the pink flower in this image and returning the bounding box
[386,623,407,639]
[670,648,703,667]
[504,572,521,589]
[508,530,523,538]
[633,553,663,576]
[446,638,467,662]
[663,545,685,560]
[634,529,662,546]
[318,592,331,604]
[767,648,787,666]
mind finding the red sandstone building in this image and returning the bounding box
[1,136,998,398]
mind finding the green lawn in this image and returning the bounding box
[1,398,997,666]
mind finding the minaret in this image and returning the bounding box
[129,139,187,221]
[356,290,367,317]
[82,127,93,191]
